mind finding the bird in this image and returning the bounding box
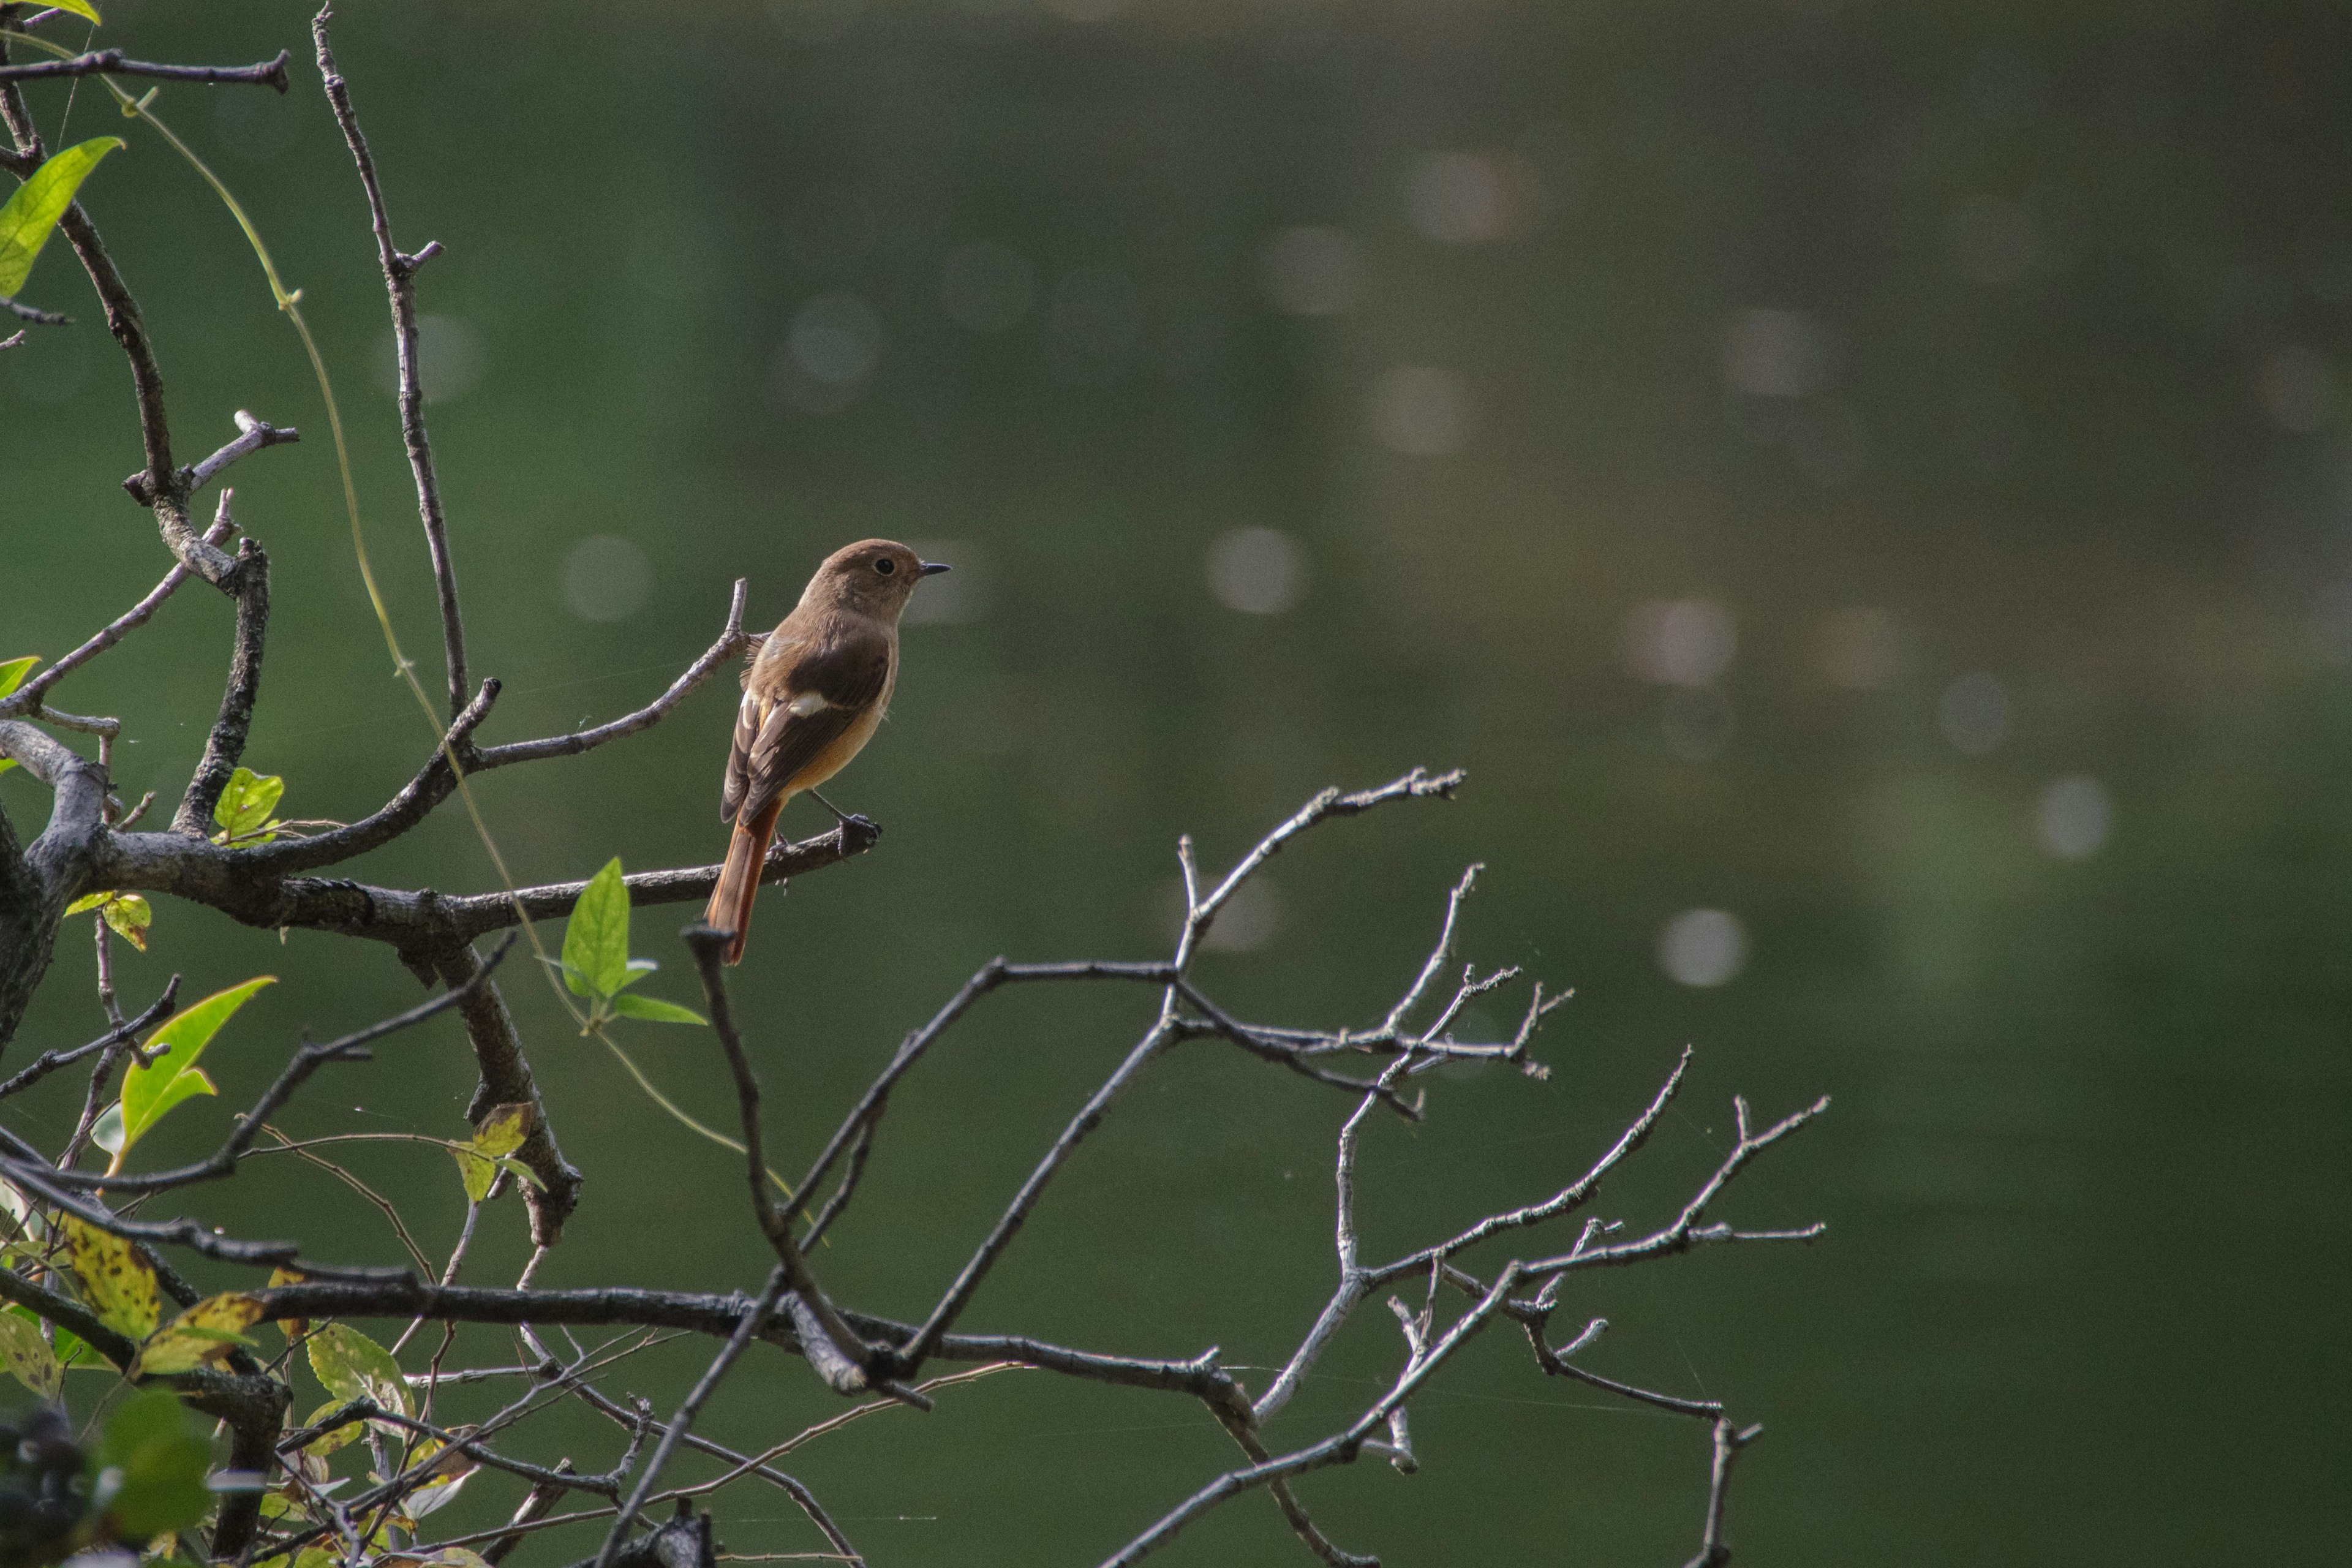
[704,538,949,964]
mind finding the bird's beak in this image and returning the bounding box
[918,561,952,576]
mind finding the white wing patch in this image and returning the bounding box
[785,692,831,717]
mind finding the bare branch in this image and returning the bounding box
[685,928,874,1390]
[315,5,468,717]
[125,409,299,505]
[1528,1094,1831,1276]
[1685,1418,1763,1568]
[1105,1265,1524,1567]
[434,940,584,1245]
[1,296,63,325]
[0,47,291,89]
[171,533,270,834]
[473,581,751,768]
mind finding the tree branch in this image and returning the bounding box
[315,5,467,718]
[0,47,291,89]
[434,940,584,1245]
[171,533,270,835]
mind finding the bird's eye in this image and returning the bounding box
[874,557,895,575]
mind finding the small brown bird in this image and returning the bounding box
[705,539,948,963]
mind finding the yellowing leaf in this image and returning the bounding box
[61,1212,159,1338]
[296,1397,364,1459]
[47,0,102,24]
[447,1102,533,1204]
[100,892,151,952]
[0,138,125,298]
[0,656,37,698]
[306,1323,407,1418]
[268,1265,307,1342]
[0,1311,63,1401]
[131,1292,264,1377]
[117,976,273,1158]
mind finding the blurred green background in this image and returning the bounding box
[4,0,2347,1562]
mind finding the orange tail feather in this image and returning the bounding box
[706,800,783,965]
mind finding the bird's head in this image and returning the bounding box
[805,538,951,619]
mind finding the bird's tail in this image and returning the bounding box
[706,799,784,965]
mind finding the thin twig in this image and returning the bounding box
[315,7,466,718]
[590,1265,789,1568]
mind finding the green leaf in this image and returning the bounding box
[47,0,102,23]
[538,954,592,998]
[94,1389,215,1540]
[0,655,36,698]
[0,138,126,298]
[561,858,631,999]
[0,1309,63,1401]
[132,1292,265,1377]
[64,890,111,916]
[209,766,284,845]
[0,761,15,776]
[306,1323,407,1419]
[61,1212,160,1338]
[447,1102,532,1205]
[609,993,706,1026]
[118,976,273,1156]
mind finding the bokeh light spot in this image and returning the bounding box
[1368,365,1476,456]
[2037,776,2111,859]
[1659,909,1747,988]
[1623,599,1736,687]
[777,292,882,413]
[1939,672,2010,755]
[1405,151,1534,244]
[1722,307,1830,399]
[562,536,652,623]
[1260,226,1360,317]
[1206,527,1304,615]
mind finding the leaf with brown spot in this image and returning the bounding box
[61,1212,159,1339]
[132,1292,265,1377]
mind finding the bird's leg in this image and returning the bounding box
[806,787,854,826]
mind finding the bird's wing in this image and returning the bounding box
[720,625,894,824]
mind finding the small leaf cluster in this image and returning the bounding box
[550,859,706,1031]
[446,1102,542,1205]
[208,767,287,847]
